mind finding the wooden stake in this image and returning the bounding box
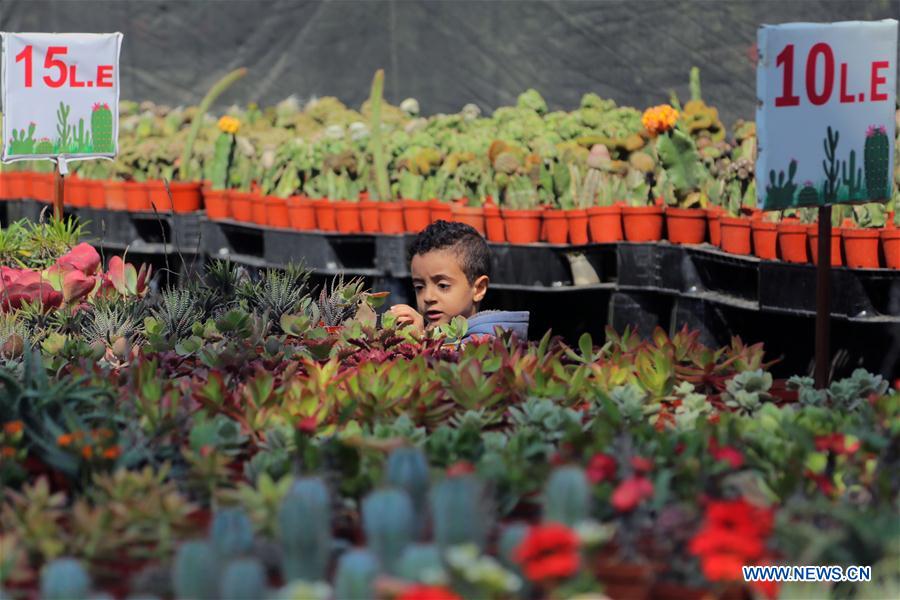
[53,167,65,220]
[815,204,832,389]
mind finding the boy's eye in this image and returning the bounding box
[438,283,450,290]
[413,284,424,292]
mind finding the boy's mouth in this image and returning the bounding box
[425,309,443,323]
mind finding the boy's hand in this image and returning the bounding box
[388,304,424,332]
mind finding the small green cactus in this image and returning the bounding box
[219,558,268,600]
[385,447,430,537]
[91,102,114,153]
[864,125,890,200]
[430,472,492,552]
[765,159,798,207]
[279,477,333,582]
[40,558,91,600]
[498,523,529,571]
[842,149,863,200]
[172,541,218,600]
[362,488,415,574]
[543,466,591,526]
[396,544,445,583]
[334,550,379,599]
[211,131,236,190]
[798,182,819,206]
[210,508,255,560]
[8,122,36,155]
[34,137,54,154]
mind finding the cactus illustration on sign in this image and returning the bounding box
[864,125,889,200]
[8,122,36,154]
[91,102,114,153]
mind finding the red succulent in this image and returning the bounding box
[586,453,617,483]
[611,476,654,512]
[57,242,101,275]
[397,585,461,600]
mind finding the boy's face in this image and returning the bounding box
[411,248,488,329]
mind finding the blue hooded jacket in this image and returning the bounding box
[460,310,530,344]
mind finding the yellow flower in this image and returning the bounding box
[641,104,679,136]
[218,115,241,135]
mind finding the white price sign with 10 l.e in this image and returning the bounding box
[1,32,123,164]
[756,20,897,210]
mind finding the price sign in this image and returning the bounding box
[1,32,123,162]
[757,20,897,210]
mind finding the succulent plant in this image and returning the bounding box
[334,550,379,599]
[172,541,218,600]
[362,487,415,574]
[278,477,333,582]
[543,466,591,526]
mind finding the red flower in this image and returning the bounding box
[397,585,461,600]
[805,469,836,496]
[814,433,859,455]
[446,461,475,477]
[630,456,653,473]
[611,476,654,512]
[709,438,744,468]
[514,523,581,583]
[586,453,617,483]
[57,243,101,275]
[296,416,318,434]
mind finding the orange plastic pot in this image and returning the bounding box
[843,228,881,268]
[287,196,316,230]
[808,224,843,266]
[484,203,505,242]
[881,228,900,269]
[313,199,337,231]
[380,202,405,234]
[230,191,253,222]
[359,200,380,232]
[567,209,589,245]
[587,205,623,243]
[719,216,752,255]
[248,193,267,225]
[145,180,173,212]
[15,172,34,199]
[777,221,809,263]
[402,199,431,233]
[707,206,725,247]
[502,208,542,244]
[266,196,290,229]
[0,173,11,199]
[430,199,453,223]
[204,189,230,220]
[543,209,569,244]
[68,177,90,207]
[666,207,707,244]
[622,205,664,242]
[124,181,149,211]
[170,182,202,213]
[335,201,362,233]
[31,173,54,202]
[451,204,486,235]
[750,219,778,260]
[104,180,127,211]
[86,180,106,209]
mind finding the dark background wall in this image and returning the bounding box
[2,0,898,126]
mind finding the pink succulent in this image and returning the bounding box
[57,243,101,275]
[62,270,97,303]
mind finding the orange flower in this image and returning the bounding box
[3,420,23,435]
[1,446,16,458]
[81,446,94,459]
[57,433,74,447]
[641,104,679,136]
[218,115,240,134]
[102,446,121,460]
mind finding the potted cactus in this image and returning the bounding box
[881,197,900,269]
[843,203,885,268]
[656,126,709,245]
[396,171,430,233]
[620,169,661,242]
[501,175,543,244]
[587,171,625,243]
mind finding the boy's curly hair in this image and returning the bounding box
[407,220,492,283]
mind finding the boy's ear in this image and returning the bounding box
[472,275,489,303]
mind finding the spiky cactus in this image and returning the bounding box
[172,541,218,600]
[220,558,267,600]
[210,508,255,560]
[35,137,54,154]
[842,149,863,200]
[798,182,819,206]
[543,466,591,526]
[91,102,114,153]
[369,69,391,201]
[864,125,890,200]
[397,544,445,583]
[430,472,492,552]
[385,447,430,537]
[278,477,333,582]
[362,488,415,574]
[40,558,91,600]
[211,130,237,190]
[334,550,380,599]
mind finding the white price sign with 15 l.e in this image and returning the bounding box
[756,20,897,210]
[1,32,123,163]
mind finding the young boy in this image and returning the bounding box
[389,220,529,343]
